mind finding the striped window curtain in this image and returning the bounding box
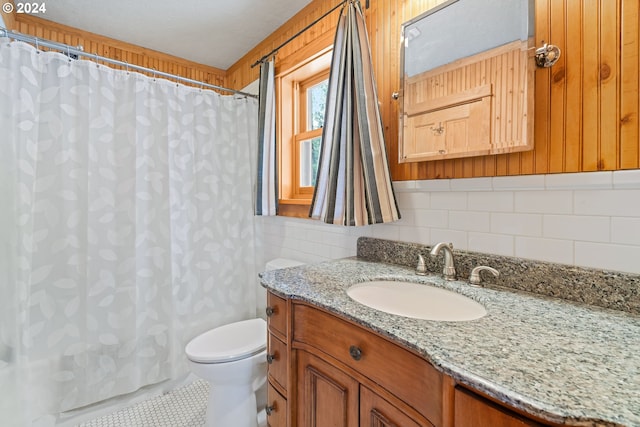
[255,59,278,215]
[309,0,400,226]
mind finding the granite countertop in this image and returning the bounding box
[260,257,640,427]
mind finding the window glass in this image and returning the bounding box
[299,136,322,187]
[307,80,328,131]
[299,78,327,187]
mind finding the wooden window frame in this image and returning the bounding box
[276,47,332,217]
[294,70,330,197]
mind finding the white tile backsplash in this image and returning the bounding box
[450,177,493,191]
[430,228,469,250]
[393,180,417,192]
[543,215,610,242]
[369,222,401,241]
[492,174,545,190]
[575,241,640,273]
[397,226,431,245]
[468,191,514,212]
[491,212,543,236]
[413,209,448,228]
[574,190,640,217]
[468,232,514,256]
[430,192,467,209]
[613,169,640,189]
[611,217,640,245]
[515,191,573,214]
[259,172,640,274]
[396,191,430,210]
[449,211,491,232]
[415,179,451,192]
[546,171,613,189]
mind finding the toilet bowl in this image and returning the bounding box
[185,258,304,427]
[186,318,268,427]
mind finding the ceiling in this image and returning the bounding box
[13,0,313,70]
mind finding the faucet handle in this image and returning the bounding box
[469,266,500,286]
[416,254,427,276]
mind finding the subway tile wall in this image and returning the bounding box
[256,170,640,275]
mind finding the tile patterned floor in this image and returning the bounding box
[77,380,208,427]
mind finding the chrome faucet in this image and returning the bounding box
[469,266,500,286]
[429,242,456,280]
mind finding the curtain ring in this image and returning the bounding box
[152,68,157,81]
[124,61,129,74]
[67,45,72,62]
[94,52,99,67]
[35,38,40,53]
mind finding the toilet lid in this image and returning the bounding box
[185,318,267,363]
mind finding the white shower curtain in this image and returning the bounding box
[0,40,258,426]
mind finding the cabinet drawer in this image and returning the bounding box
[267,292,287,338]
[268,333,288,391]
[292,303,443,426]
[267,383,287,427]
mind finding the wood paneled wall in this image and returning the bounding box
[5,1,639,180]
[4,13,227,90]
[229,0,640,180]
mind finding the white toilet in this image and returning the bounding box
[185,258,304,427]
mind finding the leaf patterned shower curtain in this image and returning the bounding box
[309,0,400,226]
[0,40,258,425]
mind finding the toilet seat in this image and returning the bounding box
[186,318,267,363]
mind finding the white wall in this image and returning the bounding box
[257,170,640,275]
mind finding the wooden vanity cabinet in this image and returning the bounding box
[292,302,439,427]
[267,293,558,427]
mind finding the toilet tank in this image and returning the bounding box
[265,258,305,271]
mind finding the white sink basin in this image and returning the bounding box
[346,280,487,321]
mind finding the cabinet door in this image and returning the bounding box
[403,94,491,162]
[454,387,545,427]
[360,386,433,427]
[296,350,359,427]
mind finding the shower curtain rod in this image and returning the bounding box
[0,28,258,98]
[250,0,346,68]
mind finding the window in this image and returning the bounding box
[277,49,332,216]
[295,72,328,191]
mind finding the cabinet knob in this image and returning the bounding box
[266,353,277,364]
[266,404,276,416]
[265,306,276,317]
[349,345,362,361]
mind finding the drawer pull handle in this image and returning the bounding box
[265,306,276,317]
[349,345,362,361]
[266,404,276,416]
[266,353,277,364]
